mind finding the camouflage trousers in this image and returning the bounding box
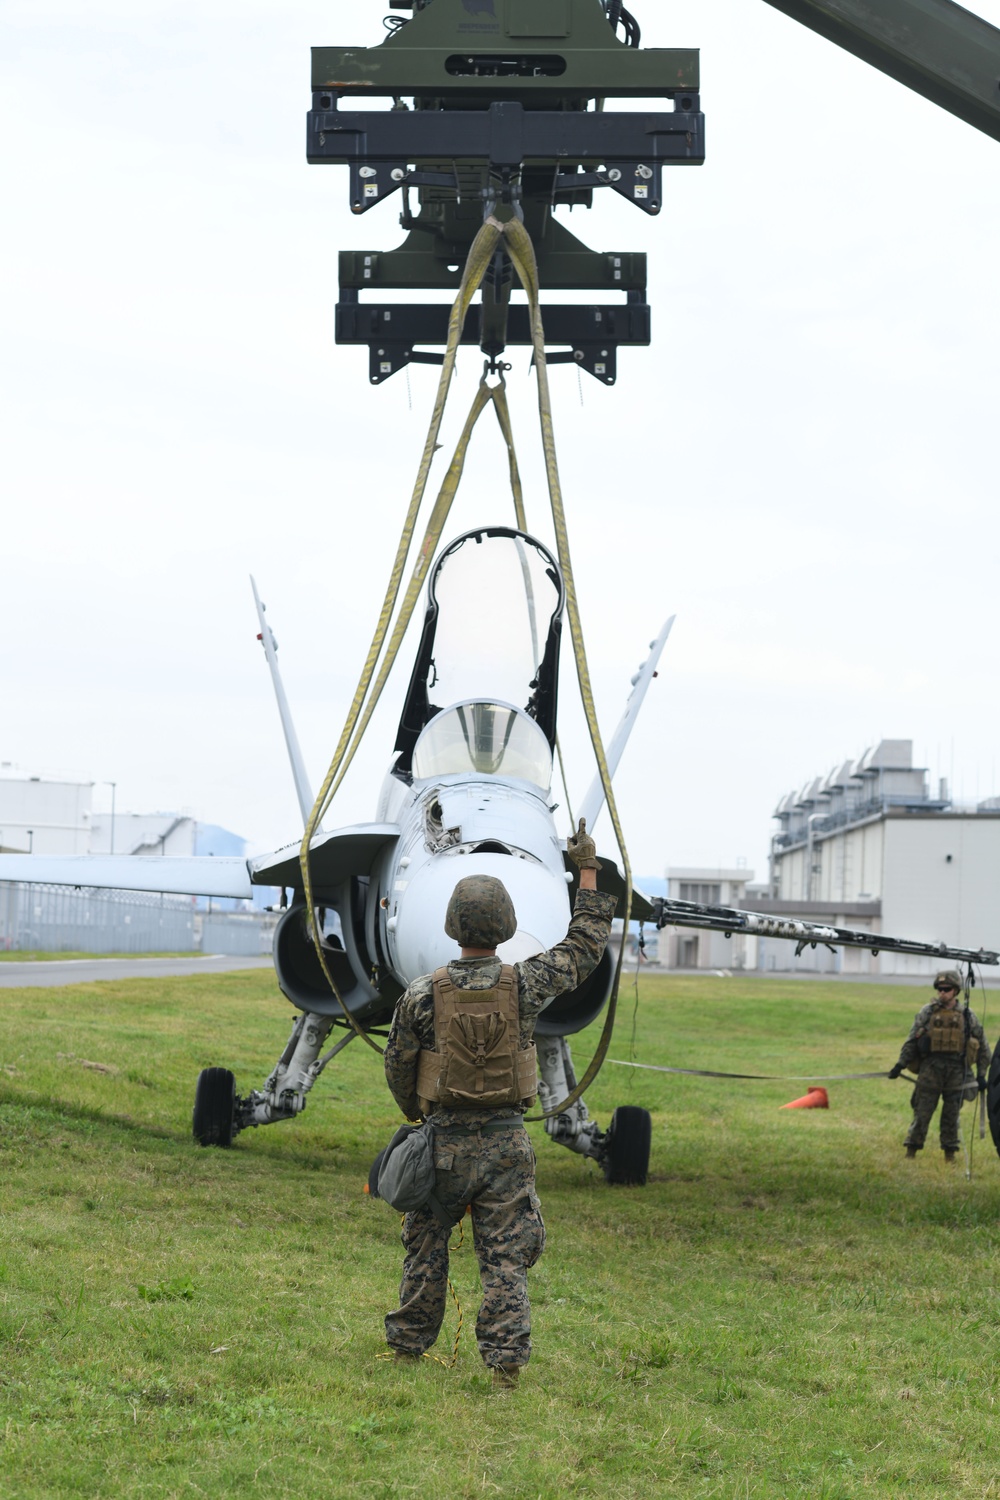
[384,1122,545,1369]
[905,1057,967,1152]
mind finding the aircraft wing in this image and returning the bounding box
[0,855,253,900]
[0,825,402,903]
[249,824,400,890]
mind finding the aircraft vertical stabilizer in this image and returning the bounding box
[577,616,675,836]
[251,577,320,832]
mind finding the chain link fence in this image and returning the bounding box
[0,882,276,956]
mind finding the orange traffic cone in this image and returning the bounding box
[780,1086,829,1110]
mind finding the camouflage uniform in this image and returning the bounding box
[383,886,616,1368]
[895,999,991,1153]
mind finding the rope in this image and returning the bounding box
[377,1216,467,1369]
[608,1060,903,1082]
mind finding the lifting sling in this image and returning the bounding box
[298,216,632,1118]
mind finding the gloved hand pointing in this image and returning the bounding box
[567,817,602,871]
[888,1063,903,1079]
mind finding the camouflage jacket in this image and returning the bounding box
[384,887,617,1125]
[897,1000,991,1073]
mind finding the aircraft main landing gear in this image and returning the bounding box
[987,1047,1000,1158]
[192,1066,236,1148]
[192,1011,360,1146]
[602,1105,652,1186]
[536,1036,652,1185]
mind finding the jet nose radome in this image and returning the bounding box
[496,928,549,964]
[388,851,571,984]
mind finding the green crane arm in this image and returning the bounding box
[760,0,1000,141]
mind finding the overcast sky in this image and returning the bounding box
[3,0,999,884]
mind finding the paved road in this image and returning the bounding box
[0,955,274,988]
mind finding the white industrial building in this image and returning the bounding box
[0,773,94,856]
[0,767,219,860]
[763,739,1000,975]
[654,740,1000,976]
[0,767,267,952]
[660,867,756,971]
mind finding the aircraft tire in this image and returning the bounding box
[987,1050,1000,1159]
[193,1067,236,1148]
[603,1104,652,1186]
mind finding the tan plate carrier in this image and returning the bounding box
[927,1008,967,1056]
[417,965,538,1113]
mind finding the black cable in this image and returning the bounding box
[622,8,641,47]
[606,2,641,48]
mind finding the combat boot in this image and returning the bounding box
[944,1149,958,1164]
[492,1364,520,1390]
[905,1146,918,1159]
[392,1349,422,1362]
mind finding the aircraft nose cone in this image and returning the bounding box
[388,851,570,984]
[497,929,546,964]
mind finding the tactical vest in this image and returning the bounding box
[926,1006,966,1056]
[416,965,538,1113]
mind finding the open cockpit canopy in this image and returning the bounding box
[394,527,564,779]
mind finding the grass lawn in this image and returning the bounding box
[1,968,998,1498]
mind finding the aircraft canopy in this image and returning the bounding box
[412,701,552,791]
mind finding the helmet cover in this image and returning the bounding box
[445,875,517,948]
[934,968,962,992]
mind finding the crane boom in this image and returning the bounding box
[761,0,1000,141]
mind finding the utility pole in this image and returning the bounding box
[105,781,117,855]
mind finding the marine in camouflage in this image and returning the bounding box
[383,884,615,1367]
[444,874,517,948]
[384,1123,545,1367]
[894,988,991,1154]
[904,1057,967,1153]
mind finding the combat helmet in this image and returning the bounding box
[445,875,517,948]
[934,968,963,993]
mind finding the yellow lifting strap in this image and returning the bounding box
[501,217,632,1121]
[298,218,522,1052]
[299,217,633,1110]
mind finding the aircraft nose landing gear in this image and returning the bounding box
[536,1037,651,1186]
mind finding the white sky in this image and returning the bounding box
[3,0,999,884]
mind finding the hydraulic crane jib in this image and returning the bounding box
[307,0,705,383]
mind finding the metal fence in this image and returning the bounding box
[201,913,276,957]
[0,882,276,956]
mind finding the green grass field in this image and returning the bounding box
[2,968,998,1499]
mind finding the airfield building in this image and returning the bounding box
[0,768,265,954]
[660,867,755,971]
[763,739,1000,975]
[655,741,1000,977]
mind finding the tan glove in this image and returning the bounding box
[567,817,602,871]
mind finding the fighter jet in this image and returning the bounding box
[0,524,672,1186]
